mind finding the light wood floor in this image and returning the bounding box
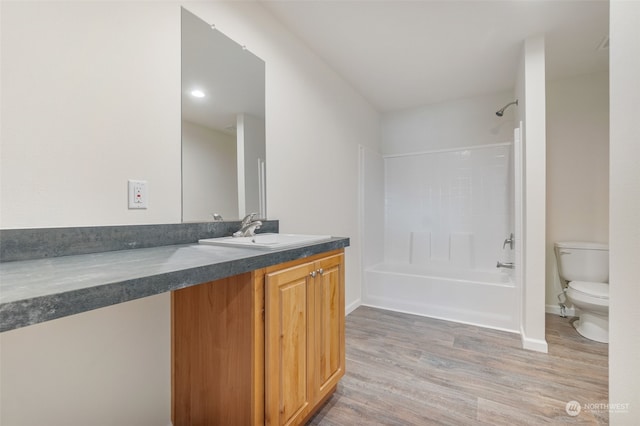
[309,306,608,425]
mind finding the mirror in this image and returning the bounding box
[181,8,266,222]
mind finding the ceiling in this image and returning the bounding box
[261,0,609,112]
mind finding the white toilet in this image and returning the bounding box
[554,241,609,343]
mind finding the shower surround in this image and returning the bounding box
[363,142,519,332]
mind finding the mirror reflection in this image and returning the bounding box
[181,8,266,222]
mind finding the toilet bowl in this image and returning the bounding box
[554,242,609,343]
[566,281,609,343]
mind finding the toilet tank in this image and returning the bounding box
[554,241,609,283]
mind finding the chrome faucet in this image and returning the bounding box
[233,213,262,237]
[496,261,514,269]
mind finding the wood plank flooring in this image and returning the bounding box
[308,307,608,425]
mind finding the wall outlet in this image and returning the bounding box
[128,180,148,209]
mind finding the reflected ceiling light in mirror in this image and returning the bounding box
[190,89,206,98]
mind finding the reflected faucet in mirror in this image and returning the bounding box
[233,213,262,237]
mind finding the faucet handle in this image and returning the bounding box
[241,212,258,226]
[503,233,514,250]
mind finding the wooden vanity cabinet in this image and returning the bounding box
[264,252,345,426]
[171,249,345,426]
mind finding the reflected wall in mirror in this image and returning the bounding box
[181,8,266,222]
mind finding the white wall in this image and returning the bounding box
[545,72,609,311]
[609,1,640,423]
[0,1,379,424]
[517,35,548,353]
[0,1,182,228]
[0,296,170,426]
[182,120,238,222]
[381,90,516,155]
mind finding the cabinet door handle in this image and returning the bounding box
[318,268,324,275]
[310,271,317,278]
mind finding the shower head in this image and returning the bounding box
[496,100,518,117]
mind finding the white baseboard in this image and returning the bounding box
[545,304,576,317]
[346,298,361,316]
[520,326,548,353]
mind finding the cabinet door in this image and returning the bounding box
[314,254,345,399]
[265,262,315,426]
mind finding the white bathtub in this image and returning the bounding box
[363,263,520,332]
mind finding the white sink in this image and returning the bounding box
[199,233,332,250]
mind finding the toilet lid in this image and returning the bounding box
[569,281,609,299]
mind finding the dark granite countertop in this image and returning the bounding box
[0,237,349,333]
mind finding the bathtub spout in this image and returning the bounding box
[497,261,514,269]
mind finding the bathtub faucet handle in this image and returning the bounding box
[503,233,514,250]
